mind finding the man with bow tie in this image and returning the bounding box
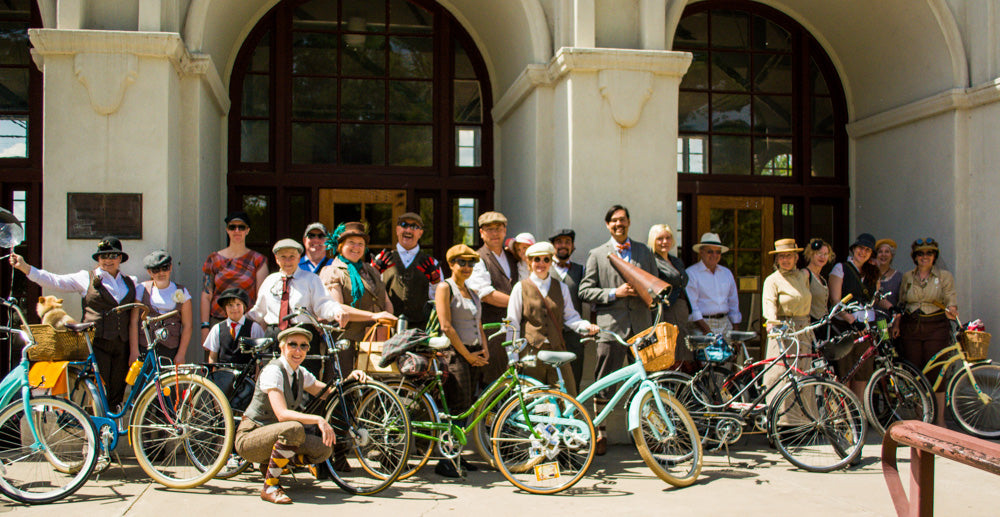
[578,205,655,455]
[548,228,589,388]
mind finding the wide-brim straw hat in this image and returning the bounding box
[768,238,803,255]
[692,232,730,254]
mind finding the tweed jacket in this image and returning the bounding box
[578,238,656,339]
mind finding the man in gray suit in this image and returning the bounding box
[549,228,588,387]
[579,205,656,454]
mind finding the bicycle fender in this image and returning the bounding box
[0,364,27,408]
[627,382,665,432]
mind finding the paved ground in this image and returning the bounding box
[3,432,997,516]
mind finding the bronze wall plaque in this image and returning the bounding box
[67,193,142,239]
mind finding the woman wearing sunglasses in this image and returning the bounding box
[507,242,598,396]
[892,238,957,426]
[9,236,137,409]
[200,211,269,344]
[129,249,193,365]
[432,244,489,477]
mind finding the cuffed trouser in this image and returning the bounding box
[234,419,332,465]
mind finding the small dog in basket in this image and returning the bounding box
[37,295,78,330]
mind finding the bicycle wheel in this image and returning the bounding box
[0,397,98,504]
[390,381,438,479]
[130,373,234,488]
[491,389,595,494]
[769,378,866,472]
[863,367,933,436]
[948,363,1000,438]
[205,366,255,479]
[631,388,702,487]
[470,374,543,468]
[323,380,411,496]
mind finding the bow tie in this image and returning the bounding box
[616,241,631,253]
[557,260,571,269]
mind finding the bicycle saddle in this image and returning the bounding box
[64,322,95,332]
[536,350,576,367]
[424,336,451,350]
[726,331,758,342]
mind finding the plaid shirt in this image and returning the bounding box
[202,250,267,319]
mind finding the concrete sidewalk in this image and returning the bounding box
[2,434,997,516]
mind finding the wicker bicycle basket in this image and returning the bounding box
[627,322,678,372]
[959,330,991,362]
[24,324,92,362]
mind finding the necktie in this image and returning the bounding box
[278,276,291,330]
[229,321,238,339]
[290,370,300,401]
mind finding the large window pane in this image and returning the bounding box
[735,250,760,277]
[292,122,337,164]
[390,0,432,33]
[679,92,709,132]
[242,75,270,117]
[418,196,434,246]
[753,95,792,134]
[809,58,830,95]
[389,80,432,122]
[751,16,791,51]
[292,32,338,75]
[0,22,29,66]
[0,69,28,110]
[241,120,269,162]
[812,96,834,136]
[755,138,793,176]
[292,77,338,119]
[680,51,708,90]
[340,123,385,164]
[389,36,433,78]
[367,203,395,245]
[454,39,476,79]
[242,193,273,247]
[811,138,835,177]
[0,117,26,158]
[342,35,386,76]
[453,80,481,123]
[753,54,792,93]
[709,208,735,247]
[711,10,749,49]
[711,93,751,132]
[341,79,385,120]
[674,11,708,48]
[711,135,751,175]
[810,203,835,244]
[711,52,750,91]
[388,125,432,166]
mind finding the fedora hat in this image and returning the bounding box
[216,287,250,310]
[768,238,803,255]
[692,232,729,254]
[334,221,369,244]
[92,236,129,263]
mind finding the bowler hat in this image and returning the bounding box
[216,288,250,310]
[92,236,129,263]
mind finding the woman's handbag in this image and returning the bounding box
[355,319,399,375]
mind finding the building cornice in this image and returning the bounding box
[848,78,1000,138]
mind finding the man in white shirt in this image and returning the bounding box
[370,212,442,330]
[685,232,742,336]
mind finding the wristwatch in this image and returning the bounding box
[201,321,210,329]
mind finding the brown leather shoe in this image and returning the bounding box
[260,485,292,504]
[595,436,607,456]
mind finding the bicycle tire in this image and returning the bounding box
[769,378,866,472]
[948,363,1000,438]
[130,373,235,488]
[389,381,438,479]
[631,388,703,487]
[863,367,933,436]
[470,374,544,468]
[491,389,595,494]
[322,380,411,496]
[0,396,99,504]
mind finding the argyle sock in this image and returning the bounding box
[264,440,297,490]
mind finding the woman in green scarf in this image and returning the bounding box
[319,222,395,373]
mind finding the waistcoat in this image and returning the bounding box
[83,271,136,342]
[477,246,517,323]
[382,249,431,323]
[520,278,566,351]
[243,358,305,426]
[137,281,185,350]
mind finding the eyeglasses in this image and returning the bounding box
[285,341,310,351]
[227,224,249,231]
[98,253,121,260]
[530,256,552,263]
[453,258,476,268]
[702,249,722,255]
[914,250,935,257]
[306,232,325,239]
[914,238,936,246]
[342,241,366,249]
[398,221,423,230]
[147,265,170,274]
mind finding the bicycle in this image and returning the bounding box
[387,324,595,494]
[0,297,99,504]
[655,296,867,472]
[64,302,235,488]
[282,307,412,496]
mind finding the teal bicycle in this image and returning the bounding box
[0,297,99,504]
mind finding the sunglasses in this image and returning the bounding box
[306,232,326,239]
[810,240,825,250]
[914,250,935,257]
[147,265,170,274]
[285,341,310,351]
[227,224,249,231]
[530,256,552,263]
[398,221,423,230]
[453,258,477,268]
[98,252,121,260]
[914,237,936,246]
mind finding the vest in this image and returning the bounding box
[83,271,136,342]
[137,281,185,350]
[841,261,873,303]
[243,358,305,426]
[477,246,518,324]
[520,278,566,351]
[216,320,254,364]
[382,249,431,324]
[330,258,388,341]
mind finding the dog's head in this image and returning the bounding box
[36,295,64,314]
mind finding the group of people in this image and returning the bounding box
[7,205,961,504]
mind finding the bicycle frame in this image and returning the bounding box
[924,342,988,399]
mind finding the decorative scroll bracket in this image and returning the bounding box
[74,52,138,115]
[597,69,653,129]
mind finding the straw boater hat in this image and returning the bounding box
[525,241,556,257]
[768,238,803,255]
[691,232,730,254]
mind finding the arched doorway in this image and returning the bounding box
[673,1,849,330]
[228,0,492,258]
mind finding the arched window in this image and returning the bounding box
[228,0,492,257]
